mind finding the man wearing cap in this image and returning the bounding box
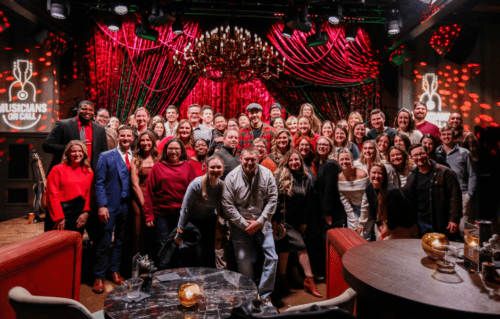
[208,113,227,155]
[238,103,275,152]
[269,103,283,121]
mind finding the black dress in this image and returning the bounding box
[274,171,314,253]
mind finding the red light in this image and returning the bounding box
[463,113,468,117]
[469,93,479,98]
[446,66,451,70]
[17,139,24,143]
[420,62,427,66]
[480,104,491,109]
[46,52,52,56]
[479,114,493,122]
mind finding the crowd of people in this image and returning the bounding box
[42,99,478,304]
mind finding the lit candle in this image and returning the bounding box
[432,239,441,247]
[185,290,194,299]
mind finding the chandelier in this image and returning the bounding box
[172,25,285,83]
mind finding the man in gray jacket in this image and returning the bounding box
[437,125,476,236]
[222,147,278,304]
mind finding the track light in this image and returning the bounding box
[386,8,403,35]
[113,1,130,16]
[282,25,294,38]
[328,2,342,25]
[149,0,176,27]
[285,3,312,33]
[307,20,328,47]
[47,0,70,19]
[135,15,158,41]
[345,21,358,42]
[106,13,122,32]
[172,19,183,35]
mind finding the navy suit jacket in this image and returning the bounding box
[95,148,131,213]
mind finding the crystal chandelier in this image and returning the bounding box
[173,25,285,83]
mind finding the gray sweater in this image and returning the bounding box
[222,165,278,230]
[436,144,476,196]
[176,176,223,237]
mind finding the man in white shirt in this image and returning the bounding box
[188,103,212,142]
[164,105,179,136]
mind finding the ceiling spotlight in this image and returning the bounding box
[172,19,183,35]
[113,1,130,16]
[282,25,294,38]
[149,0,176,27]
[345,21,358,42]
[106,13,122,32]
[307,20,328,47]
[328,2,342,25]
[386,8,403,35]
[47,0,70,19]
[135,15,159,41]
[285,3,312,33]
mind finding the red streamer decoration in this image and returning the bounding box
[80,15,201,121]
[267,21,379,87]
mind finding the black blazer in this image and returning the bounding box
[43,117,108,174]
[315,159,345,228]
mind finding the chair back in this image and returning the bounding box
[8,287,94,319]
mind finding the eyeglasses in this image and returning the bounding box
[411,152,427,159]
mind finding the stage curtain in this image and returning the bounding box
[262,72,378,122]
[180,77,276,121]
[79,15,201,121]
[267,21,379,87]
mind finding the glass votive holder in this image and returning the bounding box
[203,289,220,310]
[435,245,460,273]
[125,278,144,299]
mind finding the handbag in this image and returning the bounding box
[273,195,287,241]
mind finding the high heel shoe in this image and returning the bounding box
[303,276,323,298]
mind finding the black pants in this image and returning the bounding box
[45,197,85,235]
[189,216,217,268]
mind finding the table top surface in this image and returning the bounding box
[104,267,258,319]
[342,239,500,317]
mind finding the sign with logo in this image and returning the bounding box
[0,60,48,130]
[0,50,59,133]
[419,73,450,128]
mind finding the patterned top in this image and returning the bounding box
[237,123,275,152]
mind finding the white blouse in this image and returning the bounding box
[338,176,370,231]
[353,160,400,188]
[398,130,423,144]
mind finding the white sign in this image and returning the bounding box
[420,73,450,127]
[0,60,48,130]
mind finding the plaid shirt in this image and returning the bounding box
[237,123,275,152]
[452,126,479,162]
[403,160,462,237]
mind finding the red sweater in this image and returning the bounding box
[144,161,196,222]
[46,164,93,222]
[189,158,206,177]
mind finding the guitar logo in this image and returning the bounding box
[0,59,48,130]
[420,73,442,112]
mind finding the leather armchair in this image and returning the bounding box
[0,231,82,319]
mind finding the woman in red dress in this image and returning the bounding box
[46,140,93,235]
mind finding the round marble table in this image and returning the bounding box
[104,267,259,319]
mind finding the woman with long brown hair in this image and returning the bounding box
[252,138,278,173]
[174,155,225,267]
[393,108,423,144]
[130,130,158,256]
[299,103,322,134]
[388,145,415,188]
[285,116,298,137]
[273,149,322,297]
[45,140,93,234]
[333,125,361,160]
[349,121,367,152]
[354,140,399,187]
[269,129,293,167]
[365,163,416,240]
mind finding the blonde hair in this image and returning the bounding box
[61,140,91,172]
[299,103,322,134]
[201,155,225,201]
[276,149,308,197]
[270,129,293,165]
[314,136,338,162]
[347,112,364,141]
[358,140,382,165]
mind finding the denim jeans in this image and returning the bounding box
[154,214,180,248]
[417,220,434,238]
[93,201,128,279]
[230,222,278,299]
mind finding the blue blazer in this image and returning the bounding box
[95,148,131,213]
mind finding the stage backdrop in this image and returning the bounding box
[80,17,380,122]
